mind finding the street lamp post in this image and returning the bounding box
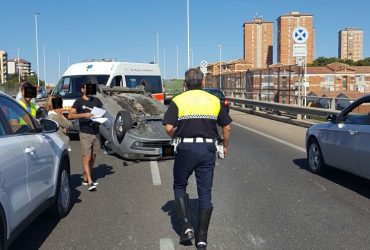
[176,45,179,79]
[43,45,46,84]
[58,50,61,79]
[156,32,160,65]
[163,48,166,80]
[34,13,40,86]
[217,45,222,89]
[17,48,21,83]
[186,0,190,69]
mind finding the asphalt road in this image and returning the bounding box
[9,110,370,250]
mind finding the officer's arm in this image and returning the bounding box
[165,124,175,138]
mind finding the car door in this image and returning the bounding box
[4,97,55,211]
[350,101,370,177]
[0,97,30,232]
[320,122,358,173]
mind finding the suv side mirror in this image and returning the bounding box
[326,114,337,122]
[39,119,59,133]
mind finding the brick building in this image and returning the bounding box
[243,17,273,68]
[339,28,363,61]
[277,12,315,65]
[218,62,370,107]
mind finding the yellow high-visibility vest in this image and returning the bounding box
[18,100,37,118]
[172,90,220,121]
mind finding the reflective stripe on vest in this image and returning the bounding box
[172,90,220,120]
[18,100,37,118]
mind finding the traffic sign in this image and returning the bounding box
[293,44,307,57]
[292,27,308,44]
[200,60,208,68]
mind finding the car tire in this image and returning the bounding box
[49,158,71,218]
[115,110,132,143]
[307,138,327,174]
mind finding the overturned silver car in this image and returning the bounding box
[97,87,174,160]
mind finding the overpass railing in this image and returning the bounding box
[226,91,346,121]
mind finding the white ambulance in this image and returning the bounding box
[52,60,164,113]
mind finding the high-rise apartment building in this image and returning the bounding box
[0,50,8,84]
[8,58,32,78]
[277,12,315,65]
[243,17,273,68]
[338,28,363,61]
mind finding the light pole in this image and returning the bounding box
[163,48,166,80]
[176,45,179,79]
[217,45,222,89]
[58,50,61,79]
[43,45,46,84]
[156,32,160,65]
[34,13,40,86]
[17,48,21,83]
[186,0,190,69]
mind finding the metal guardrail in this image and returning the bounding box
[228,97,341,119]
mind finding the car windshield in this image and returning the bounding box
[204,89,225,99]
[53,75,109,99]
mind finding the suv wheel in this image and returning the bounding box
[49,159,71,218]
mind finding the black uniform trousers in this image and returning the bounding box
[173,142,217,209]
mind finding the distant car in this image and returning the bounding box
[37,87,48,99]
[97,87,174,160]
[203,88,230,113]
[306,94,370,179]
[0,92,71,249]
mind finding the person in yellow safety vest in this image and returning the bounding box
[18,82,37,118]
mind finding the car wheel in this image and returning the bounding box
[307,139,327,174]
[49,158,71,218]
[114,110,132,143]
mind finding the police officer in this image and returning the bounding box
[163,68,232,249]
[18,82,37,118]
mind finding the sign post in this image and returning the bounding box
[292,27,308,111]
[200,60,208,80]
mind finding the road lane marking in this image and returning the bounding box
[160,238,175,250]
[313,180,327,192]
[151,161,161,186]
[233,122,306,153]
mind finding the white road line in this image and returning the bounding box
[150,161,161,186]
[160,238,175,250]
[233,122,306,153]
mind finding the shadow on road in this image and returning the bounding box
[293,158,370,199]
[9,172,83,250]
[161,198,199,246]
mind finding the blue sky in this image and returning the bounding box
[2,0,370,82]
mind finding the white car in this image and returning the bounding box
[0,92,71,249]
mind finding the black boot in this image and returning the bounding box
[195,208,213,250]
[175,195,194,243]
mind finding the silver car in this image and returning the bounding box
[306,94,370,178]
[0,92,71,249]
[98,87,174,160]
